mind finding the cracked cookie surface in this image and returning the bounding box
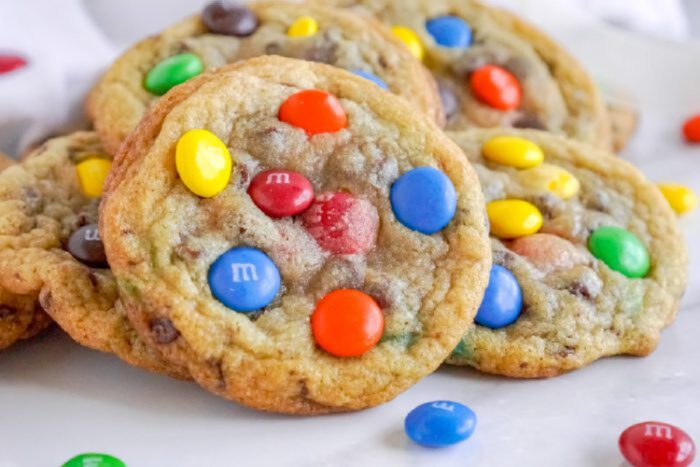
[446,129,687,377]
[101,56,491,414]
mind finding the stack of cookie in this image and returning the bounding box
[0,0,688,414]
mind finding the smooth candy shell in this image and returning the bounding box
[391,26,425,61]
[201,2,259,36]
[470,65,522,111]
[144,53,204,96]
[288,16,318,37]
[482,136,544,169]
[658,183,698,215]
[516,163,580,199]
[67,224,108,269]
[62,453,126,467]
[311,289,383,357]
[619,421,695,467]
[278,89,347,135]
[682,115,700,143]
[390,167,457,235]
[588,226,650,278]
[508,233,589,273]
[352,69,389,90]
[0,54,27,74]
[425,16,472,48]
[76,158,112,198]
[475,265,522,328]
[175,129,232,198]
[486,199,543,239]
[247,169,314,217]
[405,401,477,448]
[208,247,281,312]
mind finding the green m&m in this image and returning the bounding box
[588,226,650,278]
[62,453,125,467]
[144,53,204,96]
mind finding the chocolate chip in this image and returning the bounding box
[150,318,180,344]
[568,281,593,301]
[202,1,259,37]
[264,42,281,55]
[0,305,17,319]
[67,224,108,268]
[493,249,516,267]
[303,41,338,64]
[87,271,99,288]
[437,80,460,120]
[513,112,546,130]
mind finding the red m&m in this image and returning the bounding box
[469,65,521,111]
[248,169,313,217]
[0,54,27,75]
[683,115,700,143]
[279,89,347,135]
[619,421,695,467]
[312,289,383,357]
[301,192,378,254]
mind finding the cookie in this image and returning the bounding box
[607,102,638,152]
[86,1,444,155]
[444,129,687,377]
[0,132,188,376]
[0,152,15,172]
[319,0,612,149]
[100,56,491,414]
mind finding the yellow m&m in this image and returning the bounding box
[76,158,112,198]
[657,183,698,215]
[288,16,318,37]
[487,199,543,239]
[482,136,544,169]
[391,26,424,61]
[516,163,580,199]
[176,129,232,198]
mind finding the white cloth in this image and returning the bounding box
[0,0,693,156]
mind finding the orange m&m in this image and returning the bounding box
[683,114,700,143]
[311,289,384,357]
[469,65,521,111]
[278,89,347,135]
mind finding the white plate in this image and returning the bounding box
[2,5,700,467]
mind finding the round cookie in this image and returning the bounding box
[319,0,612,149]
[86,1,444,155]
[445,129,687,377]
[0,132,188,377]
[100,56,491,414]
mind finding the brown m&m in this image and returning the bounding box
[67,224,108,268]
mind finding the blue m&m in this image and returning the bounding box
[390,167,457,235]
[425,16,473,49]
[352,69,389,90]
[208,246,281,312]
[405,401,477,448]
[475,265,523,328]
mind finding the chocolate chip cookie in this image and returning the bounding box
[100,56,491,414]
[87,1,444,155]
[320,0,612,149]
[0,132,188,376]
[445,129,687,377]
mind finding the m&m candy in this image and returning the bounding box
[470,65,521,111]
[62,453,126,467]
[391,26,425,61]
[208,246,281,312]
[509,233,588,273]
[682,115,700,143]
[352,69,389,90]
[486,199,543,239]
[144,53,204,96]
[482,135,544,169]
[202,2,259,36]
[588,226,649,278]
[474,265,522,328]
[301,192,378,254]
[658,183,698,215]
[405,401,477,448]
[390,167,457,235]
[76,158,112,198]
[516,163,580,199]
[619,421,695,467]
[248,169,314,218]
[311,289,383,357]
[425,16,473,49]
[278,89,347,135]
[287,16,318,37]
[175,129,232,198]
[0,54,27,75]
[67,224,108,269]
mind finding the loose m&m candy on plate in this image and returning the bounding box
[619,421,695,467]
[445,129,686,378]
[100,57,491,414]
[405,401,477,448]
